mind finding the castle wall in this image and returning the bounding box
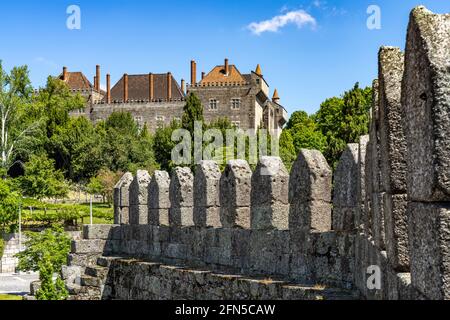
[90,100,185,131]
[62,6,450,301]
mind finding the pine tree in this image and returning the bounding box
[182,93,204,134]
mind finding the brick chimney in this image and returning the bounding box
[106,74,111,104]
[149,73,154,101]
[224,58,229,75]
[96,65,101,91]
[167,72,172,101]
[202,72,205,80]
[181,79,186,95]
[190,60,197,85]
[123,74,129,102]
[62,67,68,81]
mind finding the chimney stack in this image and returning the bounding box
[167,72,172,101]
[62,67,68,81]
[202,72,205,80]
[123,74,129,102]
[190,60,197,85]
[181,79,186,95]
[106,74,111,104]
[224,58,229,75]
[96,65,101,91]
[149,73,154,101]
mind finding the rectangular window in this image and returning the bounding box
[231,98,241,110]
[209,99,218,110]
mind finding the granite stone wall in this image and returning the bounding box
[64,6,450,301]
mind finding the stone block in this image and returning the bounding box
[169,207,194,227]
[333,144,359,208]
[149,208,170,227]
[403,6,450,201]
[357,135,369,234]
[220,160,252,228]
[129,205,149,225]
[170,167,194,207]
[149,171,171,209]
[194,160,221,227]
[251,157,289,230]
[289,149,332,203]
[71,240,109,254]
[371,193,386,250]
[129,170,151,206]
[408,201,450,299]
[289,150,332,231]
[384,194,409,271]
[113,172,133,224]
[82,224,120,240]
[378,47,407,194]
[290,201,331,232]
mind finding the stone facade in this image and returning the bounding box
[62,60,288,135]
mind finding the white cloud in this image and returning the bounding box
[247,10,316,35]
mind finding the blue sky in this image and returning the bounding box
[0,0,449,116]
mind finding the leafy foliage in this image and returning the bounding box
[315,83,372,168]
[18,154,68,200]
[0,176,20,232]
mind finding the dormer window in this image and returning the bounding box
[209,99,218,110]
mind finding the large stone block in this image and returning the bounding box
[129,170,151,206]
[289,150,332,231]
[169,167,194,227]
[82,224,120,240]
[403,6,450,201]
[169,167,194,207]
[371,193,386,250]
[408,201,450,299]
[148,170,171,225]
[384,194,409,271]
[378,47,407,194]
[129,205,149,225]
[251,157,289,230]
[194,160,221,227]
[220,160,252,229]
[333,144,359,231]
[113,172,133,224]
[357,135,371,236]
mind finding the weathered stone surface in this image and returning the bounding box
[369,80,382,194]
[129,170,151,225]
[289,150,332,231]
[169,167,194,227]
[113,172,133,224]
[71,240,109,254]
[371,193,386,250]
[220,160,252,229]
[403,6,450,201]
[357,136,371,236]
[251,157,289,230]
[148,171,171,225]
[384,194,409,271]
[83,225,121,240]
[290,149,332,203]
[333,144,359,231]
[378,47,407,194]
[408,201,450,299]
[194,161,221,227]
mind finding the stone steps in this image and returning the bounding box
[74,256,359,300]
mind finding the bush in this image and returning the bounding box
[0,237,4,260]
[35,253,68,300]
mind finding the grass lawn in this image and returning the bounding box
[0,294,22,300]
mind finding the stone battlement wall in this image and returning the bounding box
[64,6,450,300]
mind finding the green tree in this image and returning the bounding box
[153,120,181,172]
[315,83,372,168]
[279,130,296,171]
[0,61,42,170]
[182,92,204,134]
[0,176,20,232]
[19,154,68,200]
[16,226,70,300]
